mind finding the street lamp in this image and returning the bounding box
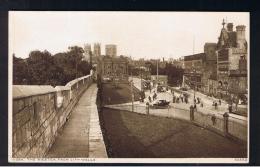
[192,68,197,105]
[130,72,134,112]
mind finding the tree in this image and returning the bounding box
[26,50,66,86]
[67,46,85,79]
[13,55,28,85]
[13,46,92,86]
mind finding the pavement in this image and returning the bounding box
[46,84,107,158]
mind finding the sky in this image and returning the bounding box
[9,12,249,60]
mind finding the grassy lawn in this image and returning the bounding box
[101,83,141,105]
[100,108,247,158]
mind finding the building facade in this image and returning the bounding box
[93,43,101,57]
[100,55,129,83]
[183,53,206,91]
[83,44,91,62]
[105,44,117,57]
[183,42,217,93]
[216,21,248,99]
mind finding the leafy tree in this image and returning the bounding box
[13,56,29,85]
[13,46,92,86]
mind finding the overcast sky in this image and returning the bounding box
[9,12,249,60]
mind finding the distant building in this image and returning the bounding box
[151,75,168,86]
[83,44,91,62]
[183,42,217,93]
[93,43,101,57]
[169,58,184,68]
[183,53,206,91]
[105,44,117,57]
[216,20,248,99]
[100,55,129,83]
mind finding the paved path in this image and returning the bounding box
[46,84,97,158]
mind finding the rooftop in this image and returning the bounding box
[184,53,206,61]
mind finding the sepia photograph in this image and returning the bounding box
[8,11,249,163]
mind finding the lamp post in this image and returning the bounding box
[192,69,196,105]
[130,72,134,112]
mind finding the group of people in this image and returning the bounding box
[212,99,222,110]
[172,92,188,104]
[194,97,204,108]
[148,91,157,103]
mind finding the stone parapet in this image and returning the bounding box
[12,75,93,158]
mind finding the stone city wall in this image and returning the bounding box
[12,75,93,158]
[193,110,247,142]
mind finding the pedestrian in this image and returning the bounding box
[214,102,218,110]
[197,97,200,104]
[181,95,184,103]
[173,96,176,103]
[194,98,196,104]
[228,104,232,113]
[194,104,197,112]
[219,99,221,105]
[200,101,203,108]
[149,96,152,102]
[185,97,188,104]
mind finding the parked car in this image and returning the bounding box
[157,85,166,92]
[151,99,170,108]
[180,87,188,91]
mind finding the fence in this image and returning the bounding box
[12,75,93,158]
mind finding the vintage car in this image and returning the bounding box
[157,85,167,92]
[180,87,188,91]
[151,99,170,108]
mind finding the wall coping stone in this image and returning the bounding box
[54,86,71,91]
[13,85,56,99]
[65,75,91,87]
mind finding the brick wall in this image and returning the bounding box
[12,75,93,158]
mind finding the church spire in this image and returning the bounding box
[222,18,226,28]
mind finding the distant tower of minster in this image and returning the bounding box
[94,43,101,57]
[105,44,117,57]
[83,44,92,62]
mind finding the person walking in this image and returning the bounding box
[185,97,188,104]
[200,100,203,107]
[181,95,184,103]
[148,96,152,102]
[219,99,221,105]
[197,97,200,104]
[228,104,232,113]
[194,104,197,112]
[214,102,218,110]
[173,95,176,103]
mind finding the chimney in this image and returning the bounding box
[236,25,246,40]
[227,23,233,32]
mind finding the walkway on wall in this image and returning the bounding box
[45,84,106,158]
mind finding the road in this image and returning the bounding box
[132,77,247,123]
